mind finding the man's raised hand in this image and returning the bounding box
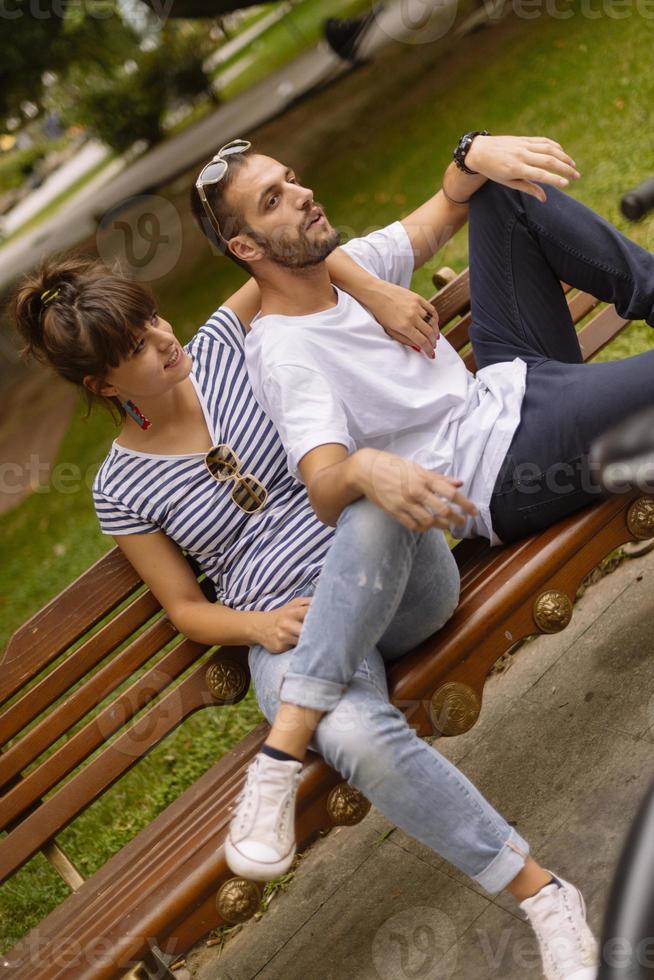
[466,135,581,203]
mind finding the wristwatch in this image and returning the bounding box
[453,130,490,175]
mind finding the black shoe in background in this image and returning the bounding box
[323,6,381,62]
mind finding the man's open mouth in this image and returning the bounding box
[306,209,325,229]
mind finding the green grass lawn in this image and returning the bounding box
[3,3,654,953]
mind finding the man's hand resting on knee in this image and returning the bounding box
[299,444,479,532]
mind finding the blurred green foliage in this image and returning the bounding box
[1,7,215,152]
[74,65,168,152]
[0,1,140,126]
[71,25,216,152]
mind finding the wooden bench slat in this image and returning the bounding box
[0,590,162,748]
[3,719,270,978]
[461,344,477,373]
[0,549,141,706]
[578,305,630,361]
[449,534,491,572]
[0,612,177,791]
[42,756,257,959]
[0,636,211,835]
[458,536,535,596]
[0,649,226,884]
[567,289,601,323]
[429,268,470,325]
[441,310,471,351]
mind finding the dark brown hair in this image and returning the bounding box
[12,255,157,425]
[190,146,254,273]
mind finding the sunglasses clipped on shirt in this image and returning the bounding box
[204,443,268,515]
[195,138,251,244]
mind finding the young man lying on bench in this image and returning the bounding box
[189,129,654,980]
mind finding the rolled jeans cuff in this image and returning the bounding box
[279,671,346,712]
[472,827,530,895]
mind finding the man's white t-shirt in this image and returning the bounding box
[245,220,527,545]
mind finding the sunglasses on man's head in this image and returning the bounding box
[195,138,252,244]
[204,443,268,515]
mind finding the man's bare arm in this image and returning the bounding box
[299,443,478,532]
[401,134,581,271]
[326,247,438,353]
[400,177,473,272]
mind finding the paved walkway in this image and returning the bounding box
[182,543,654,979]
[0,364,76,515]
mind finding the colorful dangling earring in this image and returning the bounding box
[123,399,152,430]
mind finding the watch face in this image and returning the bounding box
[457,136,471,157]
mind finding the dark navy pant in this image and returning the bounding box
[466,179,654,544]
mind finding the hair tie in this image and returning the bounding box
[40,288,61,307]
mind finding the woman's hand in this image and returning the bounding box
[255,597,312,653]
[466,135,581,203]
[354,448,479,532]
[363,280,439,357]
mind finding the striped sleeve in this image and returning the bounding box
[198,306,246,352]
[93,488,158,536]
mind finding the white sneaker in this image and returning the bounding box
[224,751,303,882]
[519,871,598,980]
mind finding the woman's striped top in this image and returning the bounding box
[92,306,335,611]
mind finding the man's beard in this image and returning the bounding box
[250,219,341,268]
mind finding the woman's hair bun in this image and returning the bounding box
[10,254,156,426]
[13,255,94,363]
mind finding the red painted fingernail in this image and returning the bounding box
[411,345,421,352]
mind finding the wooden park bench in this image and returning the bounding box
[2,269,653,979]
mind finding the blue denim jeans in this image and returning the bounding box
[248,499,530,894]
[467,180,654,543]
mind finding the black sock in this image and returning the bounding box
[260,743,303,764]
[543,873,563,890]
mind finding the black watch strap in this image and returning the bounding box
[453,130,490,175]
